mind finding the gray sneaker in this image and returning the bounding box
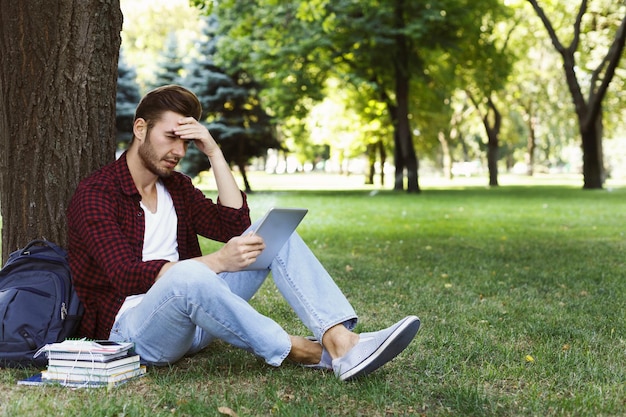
[332,315,420,381]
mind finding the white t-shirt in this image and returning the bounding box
[115,180,179,321]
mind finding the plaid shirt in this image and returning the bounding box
[67,152,250,339]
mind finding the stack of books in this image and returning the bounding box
[20,340,146,388]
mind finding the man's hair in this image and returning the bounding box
[134,85,203,130]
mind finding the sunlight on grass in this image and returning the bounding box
[197,169,626,193]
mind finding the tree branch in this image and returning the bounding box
[464,89,485,122]
[585,11,626,127]
[526,0,567,54]
[569,0,587,54]
[527,0,587,120]
[487,95,502,134]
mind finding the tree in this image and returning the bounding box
[149,32,184,90]
[0,2,122,262]
[117,50,142,149]
[181,17,281,190]
[528,0,626,189]
[204,71,282,193]
[305,80,374,176]
[506,15,579,176]
[451,4,516,186]
[120,1,202,90]
[199,0,510,193]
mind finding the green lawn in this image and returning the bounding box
[1,173,625,416]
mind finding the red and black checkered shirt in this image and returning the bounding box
[67,152,250,339]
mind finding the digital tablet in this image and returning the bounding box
[242,207,308,270]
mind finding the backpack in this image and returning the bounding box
[0,239,84,367]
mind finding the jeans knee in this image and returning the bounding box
[159,260,220,293]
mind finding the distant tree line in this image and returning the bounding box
[185,0,624,190]
[2,0,624,257]
[117,0,626,192]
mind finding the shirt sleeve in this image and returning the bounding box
[173,175,251,242]
[68,183,165,297]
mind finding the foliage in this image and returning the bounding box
[210,1,328,122]
[195,0,515,191]
[2,178,626,416]
[116,50,142,148]
[120,0,203,91]
[149,33,184,90]
[305,79,375,167]
[118,0,626,187]
[179,16,282,184]
[503,3,579,173]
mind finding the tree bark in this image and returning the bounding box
[467,91,501,187]
[391,0,420,193]
[524,102,537,176]
[0,1,122,262]
[438,131,452,180]
[485,97,501,187]
[581,105,604,188]
[393,75,420,193]
[366,143,375,185]
[378,139,386,187]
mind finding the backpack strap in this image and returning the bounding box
[20,239,67,258]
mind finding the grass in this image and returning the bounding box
[1,172,625,416]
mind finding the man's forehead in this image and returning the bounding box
[153,111,184,129]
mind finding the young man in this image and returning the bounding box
[67,85,420,381]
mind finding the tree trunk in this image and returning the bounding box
[484,97,501,187]
[562,45,606,189]
[528,0,626,190]
[391,69,420,193]
[365,140,386,186]
[521,100,536,176]
[487,134,499,187]
[378,140,386,187]
[525,114,536,176]
[391,0,420,193]
[581,105,604,189]
[0,1,122,262]
[366,143,375,185]
[237,161,252,193]
[438,130,452,179]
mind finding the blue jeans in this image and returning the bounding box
[109,233,358,366]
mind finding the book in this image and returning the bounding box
[40,340,134,355]
[36,340,135,362]
[45,350,130,362]
[48,354,140,369]
[20,339,146,389]
[42,365,146,384]
[47,361,140,377]
[18,369,146,388]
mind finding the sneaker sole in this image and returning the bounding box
[340,315,420,381]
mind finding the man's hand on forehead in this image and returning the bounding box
[174,117,220,157]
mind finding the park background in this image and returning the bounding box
[1,0,625,253]
[114,0,626,193]
[1,0,626,416]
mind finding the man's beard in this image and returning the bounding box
[138,132,179,178]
